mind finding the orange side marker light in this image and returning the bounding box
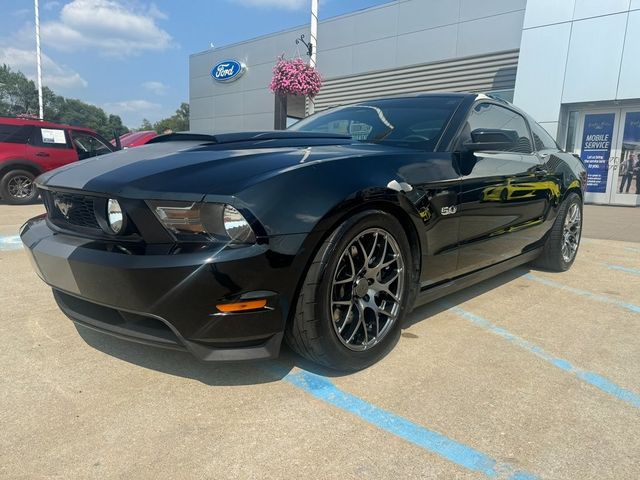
[216,299,267,313]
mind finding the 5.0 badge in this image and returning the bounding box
[441,205,458,216]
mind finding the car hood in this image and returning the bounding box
[36,132,393,200]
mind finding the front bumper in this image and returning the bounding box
[21,215,304,361]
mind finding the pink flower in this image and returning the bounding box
[269,55,322,98]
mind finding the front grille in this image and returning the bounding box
[47,191,101,230]
[41,189,143,241]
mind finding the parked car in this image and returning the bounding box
[21,93,586,370]
[113,130,157,149]
[0,117,117,204]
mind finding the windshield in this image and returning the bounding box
[289,96,463,150]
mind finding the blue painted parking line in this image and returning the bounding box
[450,306,640,410]
[0,235,22,252]
[282,368,539,480]
[524,273,640,314]
[607,264,640,276]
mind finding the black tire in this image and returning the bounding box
[534,192,582,272]
[0,169,38,205]
[285,210,414,371]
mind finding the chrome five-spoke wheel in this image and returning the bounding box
[561,202,581,263]
[330,228,404,351]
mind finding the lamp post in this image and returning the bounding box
[274,0,319,128]
[34,0,44,120]
[307,0,318,115]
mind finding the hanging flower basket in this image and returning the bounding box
[269,56,322,98]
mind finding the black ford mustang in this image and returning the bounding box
[21,93,585,370]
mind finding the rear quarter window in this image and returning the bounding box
[0,124,33,144]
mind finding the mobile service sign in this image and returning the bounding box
[211,60,246,83]
[580,113,615,193]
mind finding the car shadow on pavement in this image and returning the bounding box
[75,325,347,386]
[75,266,533,386]
[403,266,531,329]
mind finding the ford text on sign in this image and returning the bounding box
[211,60,246,83]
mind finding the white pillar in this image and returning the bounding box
[308,0,318,115]
[34,0,44,120]
[310,0,318,69]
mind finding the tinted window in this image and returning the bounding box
[72,132,112,159]
[289,96,464,150]
[0,124,33,144]
[529,121,559,151]
[461,103,533,154]
[30,127,71,149]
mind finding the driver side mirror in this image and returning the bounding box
[463,129,516,152]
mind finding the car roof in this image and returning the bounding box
[0,116,96,134]
[342,92,525,116]
[119,130,157,146]
[348,92,474,103]
[328,92,514,109]
[122,130,156,140]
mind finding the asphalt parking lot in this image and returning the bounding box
[1,203,639,479]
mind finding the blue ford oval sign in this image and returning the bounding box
[211,59,246,83]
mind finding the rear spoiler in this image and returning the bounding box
[146,131,352,145]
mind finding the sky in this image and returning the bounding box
[0,0,392,128]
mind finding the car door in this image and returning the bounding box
[26,126,78,170]
[70,131,114,160]
[454,102,551,275]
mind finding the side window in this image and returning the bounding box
[71,132,111,160]
[30,127,71,149]
[0,124,33,144]
[529,121,559,151]
[461,103,533,154]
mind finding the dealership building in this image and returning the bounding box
[190,0,640,206]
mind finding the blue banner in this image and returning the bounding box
[580,113,615,193]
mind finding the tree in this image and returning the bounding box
[0,64,129,138]
[141,102,189,133]
[140,118,154,130]
[0,65,39,116]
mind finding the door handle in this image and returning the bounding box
[35,152,50,157]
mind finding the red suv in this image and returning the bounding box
[0,117,116,204]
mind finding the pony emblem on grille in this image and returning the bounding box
[54,197,74,219]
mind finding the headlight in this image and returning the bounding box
[147,201,256,244]
[106,199,123,234]
[222,205,254,242]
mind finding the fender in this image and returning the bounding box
[278,188,425,329]
[236,149,454,236]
